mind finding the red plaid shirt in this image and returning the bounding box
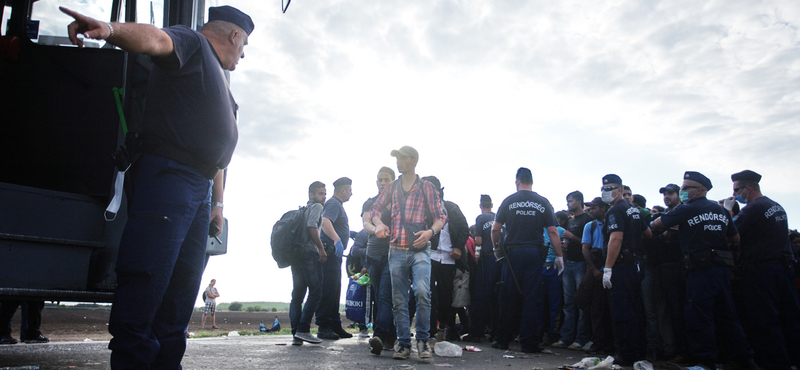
[370,175,447,246]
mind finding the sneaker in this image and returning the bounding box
[417,340,432,359]
[294,331,322,344]
[582,341,594,351]
[393,345,411,360]
[23,334,49,344]
[292,337,304,346]
[211,326,219,329]
[317,329,339,340]
[0,335,18,345]
[331,326,353,339]
[359,329,370,338]
[384,339,396,351]
[369,336,383,355]
[568,342,584,351]
[551,340,568,348]
[428,337,436,353]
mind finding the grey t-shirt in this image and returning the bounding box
[302,200,324,255]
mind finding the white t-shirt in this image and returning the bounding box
[205,286,218,304]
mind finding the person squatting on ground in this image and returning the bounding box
[60,5,252,368]
[651,171,757,370]
[201,279,220,329]
[599,174,651,366]
[370,146,447,360]
[289,181,328,346]
[316,177,353,340]
[362,167,397,355]
[491,167,564,353]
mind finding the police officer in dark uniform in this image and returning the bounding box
[731,170,800,370]
[652,171,756,370]
[599,174,651,366]
[465,194,499,343]
[491,168,563,353]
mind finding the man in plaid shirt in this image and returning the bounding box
[371,146,446,360]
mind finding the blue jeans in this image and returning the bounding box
[389,246,431,346]
[366,256,395,343]
[108,155,212,370]
[497,247,543,352]
[559,260,589,345]
[315,243,342,330]
[290,251,322,334]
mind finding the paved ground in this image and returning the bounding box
[0,334,595,370]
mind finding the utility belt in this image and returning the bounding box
[141,142,221,180]
[505,244,547,260]
[684,249,735,271]
[615,248,638,266]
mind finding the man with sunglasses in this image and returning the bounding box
[598,174,651,366]
[730,170,800,370]
[651,172,756,370]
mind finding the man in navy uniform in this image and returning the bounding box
[731,170,800,370]
[652,171,756,370]
[317,177,353,340]
[464,194,498,343]
[599,174,651,366]
[491,167,563,353]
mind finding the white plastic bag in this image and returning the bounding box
[588,356,615,370]
[434,341,463,357]
[572,357,601,369]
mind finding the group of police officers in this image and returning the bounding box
[483,168,799,370]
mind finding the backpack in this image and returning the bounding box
[202,291,207,303]
[271,206,308,268]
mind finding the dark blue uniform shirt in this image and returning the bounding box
[321,196,350,248]
[495,191,557,247]
[734,196,791,263]
[475,211,496,257]
[659,197,736,255]
[602,200,647,257]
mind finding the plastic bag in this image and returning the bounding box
[588,356,614,370]
[572,357,601,369]
[434,341,463,357]
[633,360,654,370]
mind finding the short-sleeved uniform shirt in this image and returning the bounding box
[603,200,648,258]
[301,200,324,255]
[321,196,350,249]
[658,197,737,255]
[734,196,791,263]
[495,190,557,247]
[363,195,391,260]
[565,213,593,262]
[142,26,238,174]
[475,211,496,258]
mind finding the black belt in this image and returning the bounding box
[141,142,221,179]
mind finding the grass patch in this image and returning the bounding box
[189,327,300,338]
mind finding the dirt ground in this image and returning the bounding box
[13,308,341,342]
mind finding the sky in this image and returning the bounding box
[11,0,800,304]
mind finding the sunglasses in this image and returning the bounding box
[601,186,619,191]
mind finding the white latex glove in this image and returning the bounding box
[602,268,613,289]
[723,196,736,211]
[554,256,564,276]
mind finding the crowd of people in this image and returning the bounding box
[289,145,800,370]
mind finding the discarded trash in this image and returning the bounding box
[503,355,516,359]
[588,356,614,370]
[328,346,344,351]
[275,343,287,346]
[227,331,239,337]
[434,341,462,357]
[187,332,195,337]
[83,338,93,342]
[572,357,601,368]
[633,360,654,370]
[541,349,554,354]
[568,357,575,360]
[434,364,453,367]
[463,345,482,352]
[532,367,544,370]
[611,366,623,370]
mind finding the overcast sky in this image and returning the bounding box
[17,0,799,304]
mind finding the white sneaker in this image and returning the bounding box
[551,340,568,348]
[582,341,594,351]
[568,342,584,350]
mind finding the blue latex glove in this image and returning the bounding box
[335,239,344,259]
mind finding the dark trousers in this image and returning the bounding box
[290,251,322,334]
[108,154,211,370]
[609,263,647,363]
[469,254,498,339]
[496,247,544,352]
[655,264,688,358]
[366,256,395,344]
[685,265,753,364]
[0,300,45,340]
[430,260,456,337]
[315,243,342,330]
[535,266,562,340]
[589,272,614,351]
[738,263,800,370]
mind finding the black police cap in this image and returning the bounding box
[602,174,622,185]
[731,170,761,183]
[684,171,712,190]
[208,6,254,35]
[333,177,352,187]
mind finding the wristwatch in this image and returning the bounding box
[212,202,224,208]
[429,228,438,236]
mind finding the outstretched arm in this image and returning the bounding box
[60,7,174,57]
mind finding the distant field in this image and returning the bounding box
[206,301,345,312]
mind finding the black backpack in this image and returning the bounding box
[271,206,308,268]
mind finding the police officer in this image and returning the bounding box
[652,171,756,370]
[491,168,563,353]
[465,194,498,343]
[599,174,651,366]
[731,170,800,370]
